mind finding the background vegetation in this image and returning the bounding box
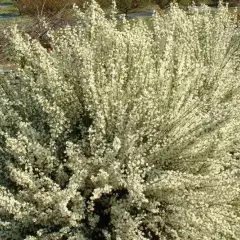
[12,0,240,16]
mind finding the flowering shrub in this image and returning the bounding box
[1,1,240,239]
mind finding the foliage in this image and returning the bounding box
[114,0,153,14]
[1,1,240,239]
[14,0,154,16]
[14,0,86,16]
[156,0,192,8]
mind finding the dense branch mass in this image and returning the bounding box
[0,1,240,239]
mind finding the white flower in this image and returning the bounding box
[0,1,239,239]
[113,136,121,152]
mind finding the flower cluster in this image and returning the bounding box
[0,1,240,239]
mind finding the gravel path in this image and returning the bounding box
[0,2,13,7]
[0,1,19,20]
[0,13,19,19]
[125,10,155,19]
